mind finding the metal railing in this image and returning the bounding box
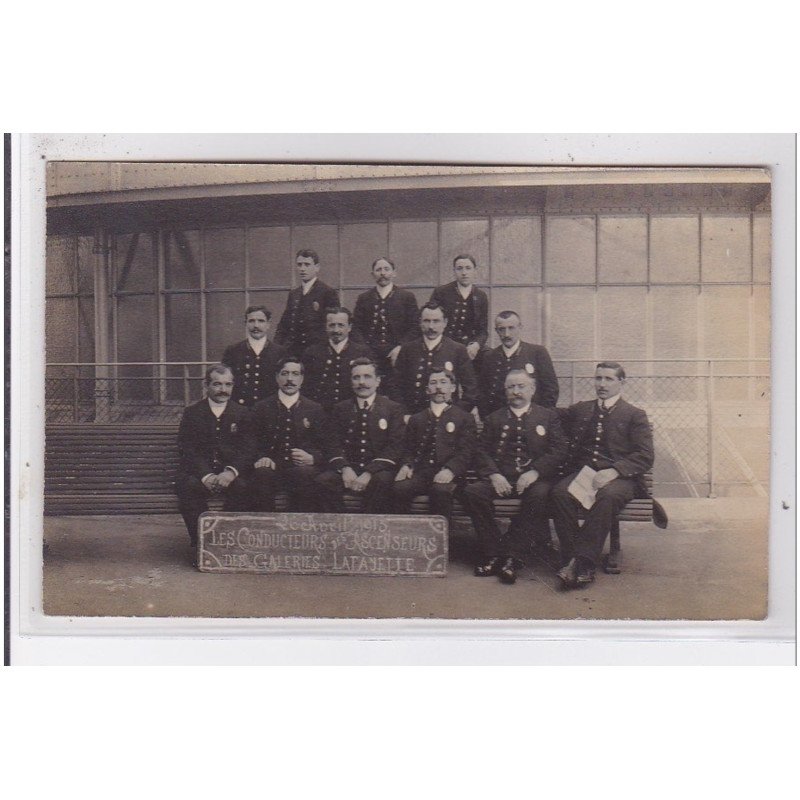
[45,359,770,498]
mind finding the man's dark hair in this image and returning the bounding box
[505,368,535,385]
[275,356,305,375]
[420,301,448,321]
[371,256,396,270]
[350,357,379,376]
[428,369,457,386]
[596,361,626,380]
[295,249,320,264]
[453,254,477,269]
[325,306,353,323]
[244,304,271,321]
[495,310,521,323]
[205,363,233,383]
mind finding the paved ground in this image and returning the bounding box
[42,498,769,621]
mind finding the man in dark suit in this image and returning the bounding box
[390,302,479,415]
[301,307,373,411]
[462,369,568,583]
[175,364,255,547]
[478,310,559,418]
[274,249,340,356]
[352,257,419,378]
[316,357,405,513]
[221,305,287,407]
[249,357,331,512]
[551,361,654,589]
[392,369,477,522]
[429,254,489,370]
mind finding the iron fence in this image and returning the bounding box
[45,359,770,498]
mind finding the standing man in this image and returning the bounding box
[550,362,654,589]
[249,357,330,512]
[316,357,406,513]
[392,370,477,522]
[274,249,340,356]
[353,257,419,378]
[391,302,478,415]
[175,364,254,547]
[221,305,287,407]
[462,370,568,584]
[479,310,559,418]
[429,254,489,370]
[301,307,373,411]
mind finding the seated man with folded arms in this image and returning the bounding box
[550,361,654,589]
[391,369,477,522]
[316,358,406,513]
[249,357,330,513]
[175,364,255,548]
[462,369,568,583]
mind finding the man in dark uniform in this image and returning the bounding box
[551,361,654,589]
[462,369,568,583]
[478,310,559,418]
[352,257,419,378]
[175,364,255,547]
[429,254,489,371]
[249,357,331,512]
[392,370,477,522]
[274,249,340,356]
[316,357,405,513]
[301,307,373,411]
[391,301,479,415]
[221,305,287,407]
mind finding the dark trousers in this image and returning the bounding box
[250,464,322,512]
[392,468,458,520]
[315,469,395,514]
[175,473,251,546]
[462,474,552,563]
[551,471,636,566]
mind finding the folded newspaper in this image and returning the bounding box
[568,465,598,510]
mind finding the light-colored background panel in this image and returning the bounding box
[164,229,201,291]
[598,216,647,283]
[204,228,245,290]
[440,219,490,284]
[652,286,699,359]
[753,214,771,283]
[248,226,291,288]
[597,287,647,361]
[650,215,699,283]
[291,225,340,286]
[206,292,247,362]
[340,223,388,286]
[491,216,541,285]
[548,287,595,360]
[45,297,76,361]
[701,215,751,283]
[753,285,770,360]
[489,287,542,348]
[46,236,75,294]
[545,216,596,284]
[389,220,438,286]
[703,286,750,360]
[247,290,290,326]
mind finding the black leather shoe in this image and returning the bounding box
[499,558,518,584]
[474,557,501,577]
[602,548,622,574]
[576,563,596,586]
[557,558,578,590]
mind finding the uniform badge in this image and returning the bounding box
[312,301,320,311]
[230,423,238,433]
[536,424,546,436]
[446,421,455,433]
[303,417,310,428]
[445,361,453,372]
[379,418,388,430]
[525,363,535,374]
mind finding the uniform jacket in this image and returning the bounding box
[479,340,559,416]
[251,394,331,467]
[177,399,255,479]
[429,281,489,348]
[476,404,568,481]
[274,280,340,355]
[391,336,479,414]
[561,397,654,493]
[301,339,375,411]
[353,286,420,354]
[401,404,477,477]
[221,339,287,407]
[328,394,406,475]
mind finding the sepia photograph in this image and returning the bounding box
[37,155,772,622]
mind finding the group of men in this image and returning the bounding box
[177,249,654,590]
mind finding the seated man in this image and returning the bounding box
[249,357,330,512]
[316,358,406,513]
[175,364,254,548]
[551,361,654,589]
[462,370,567,583]
[392,369,477,522]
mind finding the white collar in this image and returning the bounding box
[330,338,349,354]
[301,277,318,295]
[376,283,394,300]
[456,283,473,299]
[599,394,621,410]
[208,397,228,418]
[510,403,532,418]
[247,336,267,354]
[356,393,377,410]
[278,391,300,409]
[430,401,448,418]
[424,335,443,351]
[502,340,521,358]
